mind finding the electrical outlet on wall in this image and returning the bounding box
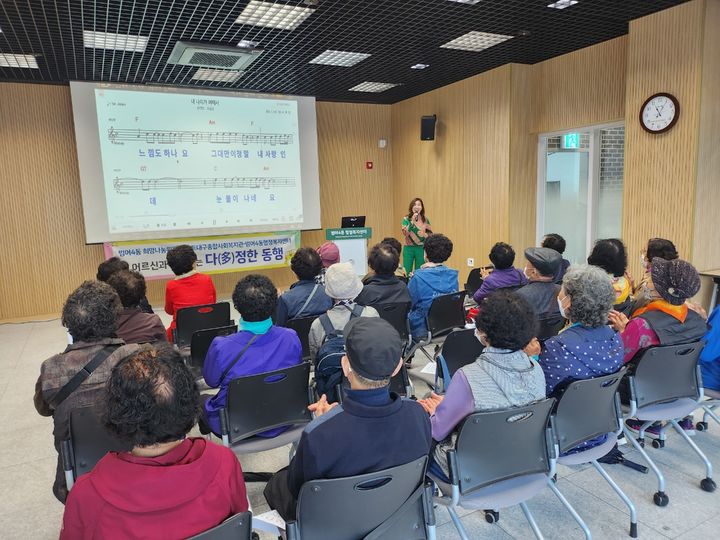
[467,258,474,267]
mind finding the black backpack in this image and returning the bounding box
[315,304,364,402]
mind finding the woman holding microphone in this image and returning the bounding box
[401,197,431,275]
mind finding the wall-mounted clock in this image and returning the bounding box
[640,92,679,134]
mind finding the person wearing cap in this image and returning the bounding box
[275,247,333,326]
[515,246,562,317]
[263,318,432,521]
[308,262,379,362]
[315,241,340,284]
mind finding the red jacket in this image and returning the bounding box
[60,438,248,540]
[164,272,217,341]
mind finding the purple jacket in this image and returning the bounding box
[472,267,527,304]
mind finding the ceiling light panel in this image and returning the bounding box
[348,81,399,93]
[235,1,315,30]
[411,63,430,69]
[309,50,371,67]
[0,54,39,69]
[83,30,149,52]
[447,0,482,4]
[191,68,243,83]
[547,0,579,8]
[440,31,513,52]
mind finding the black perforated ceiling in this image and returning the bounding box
[0,0,687,104]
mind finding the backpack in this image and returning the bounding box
[315,304,364,402]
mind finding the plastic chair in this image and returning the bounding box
[622,342,715,507]
[552,368,637,537]
[286,456,436,540]
[189,324,238,370]
[696,388,720,431]
[405,292,466,364]
[286,316,319,362]
[463,268,484,299]
[60,405,132,490]
[434,329,484,392]
[220,363,313,456]
[429,398,591,540]
[374,302,412,351]
[175,302,232,348]
[187,512,253,540]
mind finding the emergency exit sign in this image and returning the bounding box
[562,133,580,149]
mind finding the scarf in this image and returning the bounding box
[632,299,688,323]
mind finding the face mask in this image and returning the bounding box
[557,297,567,319]
[640,254,649,270]
[475,330,488,347]
[524,266,532,279]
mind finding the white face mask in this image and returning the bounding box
[640,254,649,270]
[557,297,567,319]
[524,266,532,279]
[474,330,488,347]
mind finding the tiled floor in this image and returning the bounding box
[1,313,719,539]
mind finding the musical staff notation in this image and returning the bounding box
[107,128,294,145]
[113,176,296,192]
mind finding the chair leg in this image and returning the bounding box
[546,479,592,540]
[591,460,638,538]
[702,404,720,426]
[669,419,715,491]
[446,506,470,540]
[519,502,544,540]
[623,425,667,501]
[418,346,434,363]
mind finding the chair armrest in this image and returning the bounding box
[286,520,299,540]
[220,408,230,447]
[423,481,437,528]
[446,449,459,487]
[626,375,638,418]
[61,439,75,491]
[172,328,178,343]
[696,364,705,401]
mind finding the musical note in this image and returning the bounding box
[106,128,293,145]
[113,176,296,192]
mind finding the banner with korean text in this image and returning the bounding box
[103,231,300,280]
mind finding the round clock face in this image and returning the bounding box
[640,93,679,133]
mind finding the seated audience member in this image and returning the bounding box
[275,247,333,326]
[408,234,459,341]
[107,270,167,344]
[699,306,720,394]
[34,281,139,503]
[634,237,679,301]
[164,244,216,342]
[539,265,624,398]
[587,238,633,314]
[309,262,379,361]
[97,256,153,314]
[201,275,302,436]
[472,242,527,304]
[541,233,571,284]
[515,247,562,317]
[263,318,432,520]
[356,243,411,306]
[60,345,248,539]
[381,237,408,279]
[315,241,340,284]
[418,291,545,480]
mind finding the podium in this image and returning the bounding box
[326,227,372,276]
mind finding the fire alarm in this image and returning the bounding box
[366,161,374,170]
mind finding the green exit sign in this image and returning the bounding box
[562,133,580,149]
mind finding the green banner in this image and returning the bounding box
[325,227,372,240]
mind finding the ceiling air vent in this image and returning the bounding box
[167,41,262,70]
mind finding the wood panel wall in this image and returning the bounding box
[0,86,392,321]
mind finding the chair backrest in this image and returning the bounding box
[190,324,238,369]
[292,456,428,540]
[464,269,484,298]
[552,368,626,454]
[67,405,132,479]
[454,398,555,495]
[176,302,231,348]
[286,316,319,361]
[224,362,312,445]
[426,292,466,338]
[187,512,252,540]
[631,342,704,409]
[375,302,411,343]
[536,314,565,342]
[438,329,484,380]
[389,364,412,397]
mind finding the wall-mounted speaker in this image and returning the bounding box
[421,115,437,141]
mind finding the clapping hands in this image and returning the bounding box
[417,392,444,416]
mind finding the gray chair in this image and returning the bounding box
[187,512,253,539]
[219,363,313,457]
[286,456,436,540]
[552,368,637,537]
[434,328,484,392]
[374,302,412,352]
[285,316,319,362]
[405,292,466,364]
[60,405,132,490]
[429,398,591,540]
[622,341,715,507]
[695,388,720,432]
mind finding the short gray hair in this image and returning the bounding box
[563,264,615,328]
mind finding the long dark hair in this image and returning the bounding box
[406,197,426,220]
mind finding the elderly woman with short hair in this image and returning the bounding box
[539,264,624,398]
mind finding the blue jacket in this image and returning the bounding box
[286,387,432,499]
[202,326,302,435]
[275,280,333,326]
[408,265,459,339]
[700,306,720,391]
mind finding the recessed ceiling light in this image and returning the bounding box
[547,0,579,9]
[0,53,39,69]
[235,1,315,30]
[348,82,399,93]
[440,31,513,52]
[192,68,243,83]
[447,0,482,4]
[411,63,430,70]
[237,39,259,48]
[83,30,149,52]
[310,50,371,67]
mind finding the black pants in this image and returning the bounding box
[263,467,298,522]
[198,394,213,435]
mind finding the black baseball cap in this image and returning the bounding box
[344,318,402,381]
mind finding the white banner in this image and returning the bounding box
[103,231,300,280]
